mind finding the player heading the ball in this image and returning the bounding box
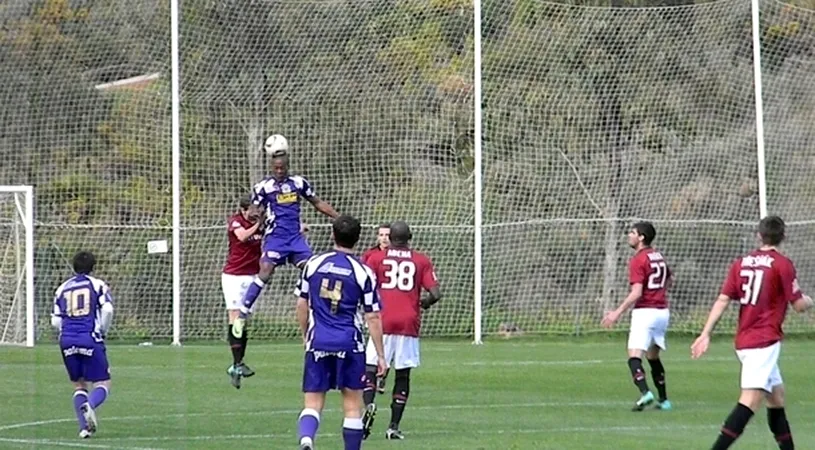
[692,216,813,450]
[232,140,339,354]
[602,222,673,412]
[51,251,114,439]
[362,221,442,440]
[294,215,386,450]
[222,198,264,388]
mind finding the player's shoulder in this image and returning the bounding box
[410,248,433,265]
[289,174,311,188]
[228,212,245,227]
[253,177,275,191]
[86,275,110,292]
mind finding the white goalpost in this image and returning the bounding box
[0,186,35,347]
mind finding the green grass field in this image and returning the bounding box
[2,337,814,449]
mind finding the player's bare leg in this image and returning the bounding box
[711,389,763,449]
[765,384,794,450]
[385,368,410,439]
[341,388,365,450]
[298,393,325,450]
[362,365,379,439]
[627,348,654,411]
[71,381,91,438]
[646,345,670,410]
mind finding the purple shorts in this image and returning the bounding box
[302,351,366,393]
[262,235,312,267]
[60,336,110,382]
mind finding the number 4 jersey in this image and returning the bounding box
[366,247,438,337]
[629,247,671,309]
[721,249,802,350]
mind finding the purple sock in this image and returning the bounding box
[72,390,88,431]
[89,386,108,409]
[240,278,265,314]
[297,409,320,445]
[342,418,364,450]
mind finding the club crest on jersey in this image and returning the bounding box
[276,192,298,204]
[281,184,291,193]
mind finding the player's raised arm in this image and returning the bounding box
[298,176,338,219]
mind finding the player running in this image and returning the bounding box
[295,215,386,450]
[50,251,114,439]
[692,216,813,450]
[361,223,390,393]
[232,143,339,350]
[602,222,673,411]
[222,198,264,388]
[361,221,442,440]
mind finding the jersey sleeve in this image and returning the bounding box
[720,260,742,300]
[293,262,311,300]
[52,286,63,317]
[421,256,439,291]
[628,255,647,285]
[361,265,380,313]
[229,217,244,233]
[251,181,268,207]
[780,259,804,304]
[298,177,316,201]
[97,281,113,306]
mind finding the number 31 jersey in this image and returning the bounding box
[721,249,802,350]
[629,247,671,310]
[366,247,438,337]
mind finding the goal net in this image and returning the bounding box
[0,187,34,346]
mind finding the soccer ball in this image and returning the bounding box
[264,134,289,155]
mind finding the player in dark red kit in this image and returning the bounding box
[361,223,390,393]
[602,222,673,411]
[692,216,813,450]
[361,221,441,440]
[222,198,263,389]
[362,223,390,265]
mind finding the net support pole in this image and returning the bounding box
[751,0,768,219]
[170,0,182,346]
[473,0,484,345]
[24,186,34,348]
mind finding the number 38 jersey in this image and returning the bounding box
[366,247,439,337]
[629,247,671,310]
[721,249,802,350]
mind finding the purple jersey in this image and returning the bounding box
[53,274,113,382]
[53,275,113,343]
[295,252,380,354]
[251,175,315,239]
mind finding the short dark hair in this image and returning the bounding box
[389,220,412,245]
[378,223,391,230]
[333,215,362,249]
[758,215,785,246]
[239,197,252,210]
[72,251,96,275]
[632,221,656,246]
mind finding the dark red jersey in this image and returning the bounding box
[721,249,802,350]
[628,247,671,309]
[366,247,438,337]
[223,213,262,276]
[361,246,386,265]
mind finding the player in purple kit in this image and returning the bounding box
[232,146,339,349]
[294,215,386,450]
[50,251,114,439]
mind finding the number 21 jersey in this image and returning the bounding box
[721,249,802,350]
[367,247,438,337]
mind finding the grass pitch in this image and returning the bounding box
[2,337,814,449]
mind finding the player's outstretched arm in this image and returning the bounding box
[691,294,731,359]
[307,196,339,219]
[365,311,387,377]
[601,283,643,327]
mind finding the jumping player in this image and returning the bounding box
[232,145,339,347]
[295,215,386,450]
[361,221,442,440]
[602,222,673,411]
[222,198,263,388]
[692,215,813,450]
[51,251,114,438]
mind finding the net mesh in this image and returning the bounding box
[2,0,815,341]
